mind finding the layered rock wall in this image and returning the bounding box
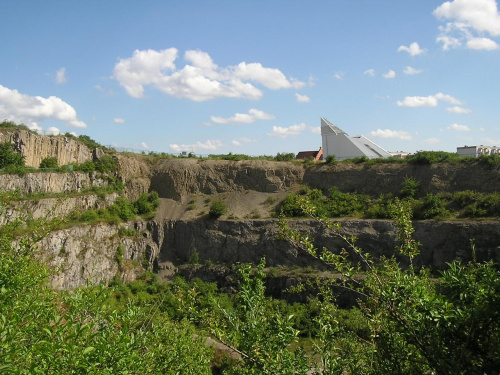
[0,130,92,167]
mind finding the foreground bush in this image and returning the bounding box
[0,215,213,374]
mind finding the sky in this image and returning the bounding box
[1,0,500,156]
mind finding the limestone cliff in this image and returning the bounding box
[0,171,108,194]
[0,129,92,167]
[38,221,158,289]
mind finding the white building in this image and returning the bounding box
[457,145,500,157]
[321,118,392,160]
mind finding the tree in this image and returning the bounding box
[0,141,25,169]
[39,157,58,169]
[209,199,227,218]
[278,197,500,374]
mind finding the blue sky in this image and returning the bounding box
[1,0,500,155]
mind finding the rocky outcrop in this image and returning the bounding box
[150,159,304,200]
[0,130,92,167]
[0,193,119,225]
[115,154,152,200]
[0,172,108,195]
[303,162,500,196]
[38,221,158,289]
[151,219,500,271]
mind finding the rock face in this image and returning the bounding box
[303,162,500,196]
[38,221,158,289]
[0,130,92,167]
[150,218,500,272]
[0,193,119,226]
[151,159,304,200]
[0,172,108,194]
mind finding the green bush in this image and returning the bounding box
[0,141,25,169]
[400,176,420,199]
[274,152,295,161]
[406,151,462,164]
[134,191,160,217]
[325,154,337,164]
[94,155,117,173]
[413,193,450,219]
[39,157,58,169]
[209,199,227,218]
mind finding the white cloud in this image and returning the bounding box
[46,126,61,135]
[422,138,441,144]
[383,70,396,79]
[310,127,321,135]
[141,142,149,149]
[397,92,461,107]
[267,123,308,138]
[364,69,375,76]
[397,42,426,56]
[170,139,223,152]
[369,129,412,140]
[447,123,471,131]
[114,48,304,101]
[466,37,499,49]
[434,0,500,36]
[211,108,275,124]
[231,137,256,146]
[446,106,472,113]
[434,0,500,50]
[0,84,87,129]
[55,67,67,84]
[333,72,345,80]
[403,66,423,75]
[113,118,125,124]
[436,35,462,50]
[295,93,310,102]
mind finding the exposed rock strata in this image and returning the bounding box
[0,130,92,167]
[0,172,108,194]
[38,221,158,289]
[0,193,119,225]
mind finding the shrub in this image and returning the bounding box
[134,191,159,217]
[325,154,337,164]
[400,176,420,199]
[94,155,117,173]
[209,199,227,218]
[275,152,295,161]
[39,157,58,169]
[0,141,25,169]
[413,193,450,219]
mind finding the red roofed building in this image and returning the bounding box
[296,147,323,161]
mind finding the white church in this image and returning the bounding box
[320,118,392,160]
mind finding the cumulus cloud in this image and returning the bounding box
[466,37,499,49]
[446,106,472,113]
[211,108,275,124]
[267,123,308,138]
[46,126,61,135]
[383,70,396,79]
[397,92,461,107]
[114,48,305,101]
[310,127,321,135]
[404,66,423,75]
[422,138,441,144]
[170,139,223,152]
[55,68,67,84]
[364,69,375,76]
[0,84,87,129]
[295,93,310,102]
[434,0,500,50]
[398,42,426,56]
[113,118,125,124]
[447,123,471,131]
[231,137,256,146]
[369,129,412,140]
[333,72,345,80]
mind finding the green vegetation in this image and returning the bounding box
[280,182,500,220]
[0,218,212,374]
[0,120,35,133]
[209,199,227,218]
[0,141,25,172]
[39,156,58,169]
[277,197,500,374]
